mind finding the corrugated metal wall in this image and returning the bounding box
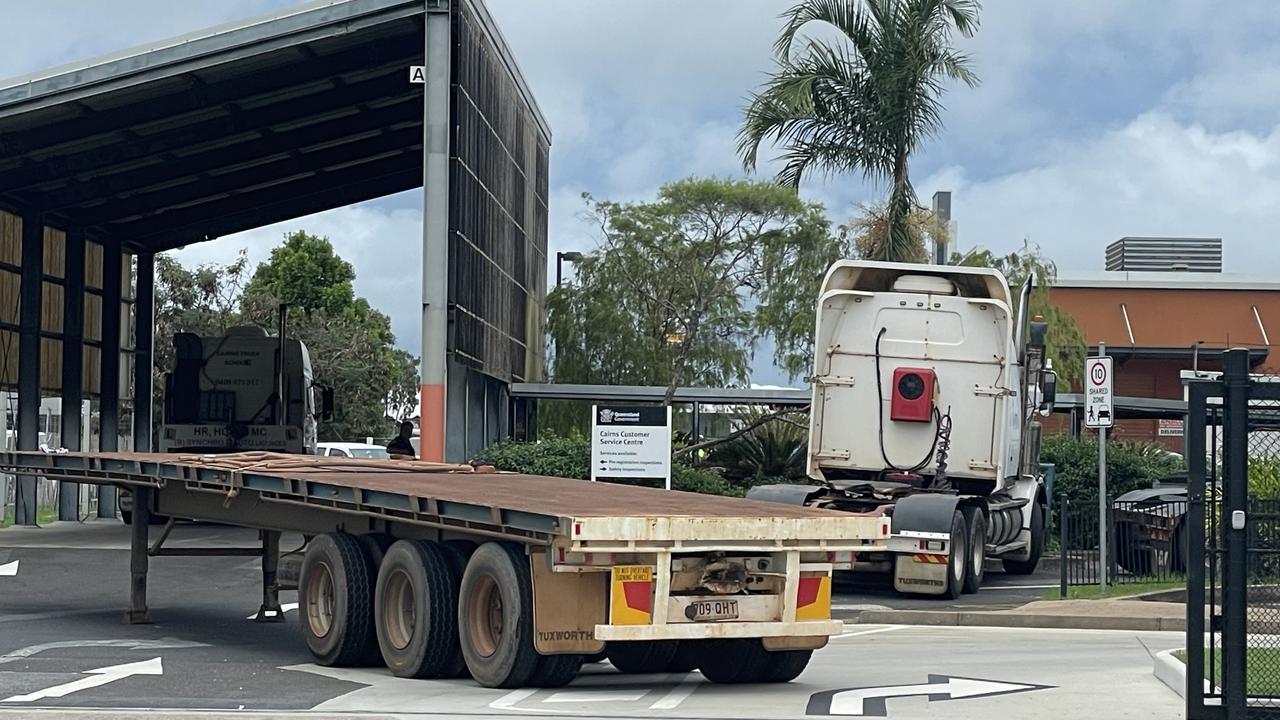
[448,0,549,385]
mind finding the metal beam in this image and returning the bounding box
[133,253,155,453]
[37,102,420,211]
[76,123,423,225]
[109,158,420,246]
[508,382,811,406]
[0,67,414,194]
[420,1,451,462]
[59,227,85,521]
[97,238,121,517]
[15,212,42,525]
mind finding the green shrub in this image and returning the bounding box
[1040,434,1186,507]
[473,435,742,497]
[705,410,808,488]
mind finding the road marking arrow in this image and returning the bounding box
[0,638,207,666]
[2,657,163,703]
[807,674,1051,717]
[0,561,17,576]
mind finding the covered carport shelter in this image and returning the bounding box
[0,0,551,526]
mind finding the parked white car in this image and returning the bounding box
[315,442,390,459]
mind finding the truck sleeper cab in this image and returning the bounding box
[750,260,1056,599]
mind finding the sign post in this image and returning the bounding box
[1085,344,1114,592]
[591,405,672,490]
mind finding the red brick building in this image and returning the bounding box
[1048,272,1280,452]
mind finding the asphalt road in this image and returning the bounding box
[0,520,1181,719]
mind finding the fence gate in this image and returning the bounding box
[1187,349,1280,719]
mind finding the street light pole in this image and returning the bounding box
[555,251,584,288]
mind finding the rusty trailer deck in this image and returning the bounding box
[0,451,889,552]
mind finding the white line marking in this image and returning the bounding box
[833,625,907,639]
[0,561,17,576]
[543,690,647,703]
[0,638,207,665]
[245,602,299,620]
[2,657,163,703]
[491,688,539,710]
[650,673,699,709]
[979,583,1059,591]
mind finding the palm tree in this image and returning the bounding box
[739,0,980,263]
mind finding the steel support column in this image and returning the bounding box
[97,238,122,517]
[1221,348,1250,718]
[419,0,451,462]
[15,212,43,526]
[133,253,154,453]
[59,228,85,521]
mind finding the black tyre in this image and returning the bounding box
[299,532,376,667]
[436,541,472,678]
[374,540,460,678]
[1170,519,1187,573]
[357,534,394,569]
[606,641,679,674]
[1115,522,1152,576]
[584,651,608,664]
[1003,502,1045,575]
[528,653,583,688]
[445,539,477,561]
[458,542,540,688]
[760,649,813,683]
[697,639,772,684]
[943,509,966,600]
[961,506,987,595]
[666,641,700,673]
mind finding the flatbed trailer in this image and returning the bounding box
[0,450,889,688]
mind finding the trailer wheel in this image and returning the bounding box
[356,534,394,569]
[436,542,471,678]
[528,653,583,688]
[584,651,608,664]
[760,649,813,683]
[961,507,987,594]
[606,641,679,674]
[1003,502,1045,576]
[943,509,967,600]
[666,641,700,673]
[697,640,771,684]
[299,532,376,667]
[374,540,459,678]
[458,542,540,688]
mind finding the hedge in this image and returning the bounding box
[473,435,743,497]
[1040,434,1185,506]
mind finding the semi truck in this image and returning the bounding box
[1,450,890,688]
[120,315,334,522]
[748,260,1058,599]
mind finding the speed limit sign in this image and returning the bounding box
[1085,357,1113,428]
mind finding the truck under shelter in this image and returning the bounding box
[0,0,551,527]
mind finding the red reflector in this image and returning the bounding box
[558,547,566,563]
[797,576,821,608]
[919,540,926,550]
[574,523,582,535]
[622,581,652,614]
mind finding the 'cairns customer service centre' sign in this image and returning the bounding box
[590,405,672,489]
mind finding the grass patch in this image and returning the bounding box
[0,507,61,528]
[1175,648,1280,696]
[1040,579,1185,600]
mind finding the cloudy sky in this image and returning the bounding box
[5,1,1279,386]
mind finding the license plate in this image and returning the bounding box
[687,599,739,621]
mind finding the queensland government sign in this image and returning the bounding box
[590,405,672,489]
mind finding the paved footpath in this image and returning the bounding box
[0,521,1187,719]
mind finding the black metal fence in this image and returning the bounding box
[1055,496,1189,594]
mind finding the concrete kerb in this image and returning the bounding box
[841,608,1187,631]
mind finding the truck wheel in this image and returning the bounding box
[606,641,678,674]
[458,542,540,688]
[697,639,771,684]
[437,542,472,678]
[299,532,376,667]
[761,649,813,683]
[1003,502,1045,576]
[584,651,608,664]
[528,653,583,688]
[943,509,967,600]
[374,540,459,678]
[961,507,987,594]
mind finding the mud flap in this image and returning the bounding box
[530,549,607,655]
[893,554,949,595]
